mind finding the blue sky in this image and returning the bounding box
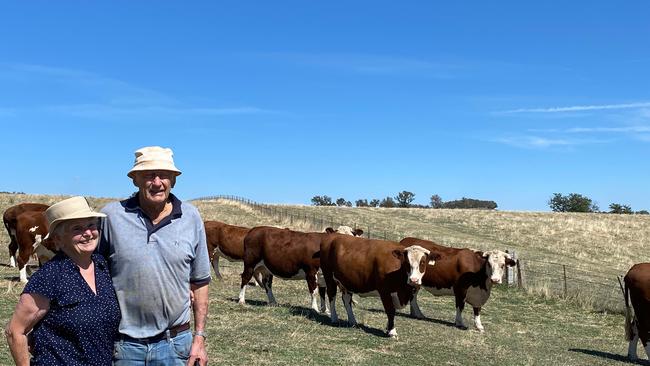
[1,1,649,211]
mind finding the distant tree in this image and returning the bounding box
[336,198,352,207]
[311,195,334,206]
[395,191,415,208]
[430,194,443,209]
[355,199,369,207]
[609,203,632,214]
[369,199,380,207]
[443,197,497,210]
[379,197,396,208]
[636,210,649,215]
[548,193,598,213]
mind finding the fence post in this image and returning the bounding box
[517,259,524,288]
[563,265,568,298]
[507,250,517,286]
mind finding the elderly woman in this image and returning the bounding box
[5,196,121,366]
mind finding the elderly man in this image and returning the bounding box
[100,146,211,366]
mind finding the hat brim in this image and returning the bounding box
[127,164,182,179]
[44,211,106,240]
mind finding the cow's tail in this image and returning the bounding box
[624,280,635,341]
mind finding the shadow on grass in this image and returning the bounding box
[569,348,648,365]
[362,307,457,328]
[285,305,388,337]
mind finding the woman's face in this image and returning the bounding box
[56,218,100,257]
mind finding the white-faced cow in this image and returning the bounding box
[320,235,439,338]
[624,263,650,361]
[14,210,57,283]
[238,226,363,313]
[3,203,49,267]
[400,237,516,332]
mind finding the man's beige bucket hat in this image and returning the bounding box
[127,146,182,178]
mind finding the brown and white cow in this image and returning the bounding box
[14,210,57,283]
[3,203,49,267]
[624,263,650,361]
[238,226,363,313]
[204,220,252,279]
[400,237,515,332]
[320,235,439,338]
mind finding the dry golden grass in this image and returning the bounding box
[0,193,643,364]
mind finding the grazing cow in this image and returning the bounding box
[3,203,49,267]
[400,237,516,332]
[320,235,439,338]
[238,226,363,313]
[204,220,252,279]
[624,263,650,361]
[14,210,57,283]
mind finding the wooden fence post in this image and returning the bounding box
[517,259,524,288]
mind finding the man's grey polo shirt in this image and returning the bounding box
[99,194,211,338]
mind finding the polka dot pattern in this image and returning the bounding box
[23,252,121,365]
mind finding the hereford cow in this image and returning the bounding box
[624,263,650,361]
[320,235,438,338]
[238,226,363,313]
[204,220,252,279]
[14,210,57,283]
[3,203,49,267]
[400,237,516,332]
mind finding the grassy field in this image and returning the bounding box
[0,193,646,365]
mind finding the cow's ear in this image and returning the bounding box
[506,257,517,267]
[392,249,405,261]
[428,252,441,265]
[325,227,335,234]
[481,251,489,258]
[354,229,364,236]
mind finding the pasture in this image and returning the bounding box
[0,193,646,365]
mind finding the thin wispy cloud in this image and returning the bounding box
[47,104,277,119]
[500,102,650,114]
[493,136,610,149]
[257,52,460,78]
[0,63,277,120]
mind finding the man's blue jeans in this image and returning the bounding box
[113,329,192,365]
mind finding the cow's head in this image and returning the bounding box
[482,250,516,284]
[324,226,364,237]
[393,245,440,286]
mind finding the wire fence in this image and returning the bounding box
[191,195,627,313]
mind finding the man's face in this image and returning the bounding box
[133,170,175,205]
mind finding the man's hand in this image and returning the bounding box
[187,334,207,366]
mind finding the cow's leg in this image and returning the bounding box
[454,288,468,329]
[262,274,277,305]
[306,271,319,312]
[409,289,425,319]
[316,270,329,314]
[342,291,357,326]
[8,230,17,267]
[238,262,256,305]
[473,307,484,332]
[251,267,265,287]
[211,255,223,280]
[380,293,398,338]
[323,271,338,323]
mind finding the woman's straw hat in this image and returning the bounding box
[127,146,182,178]
[44,196,106,239]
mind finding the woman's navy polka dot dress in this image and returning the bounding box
[23,252,121,365]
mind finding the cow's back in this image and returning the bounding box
[244,226,323,278]
[4,203,49,229]
[328,236,403,294]
[205,220,249,260]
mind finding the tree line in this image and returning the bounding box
[311,191,498,209]
[548,193,648,214]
